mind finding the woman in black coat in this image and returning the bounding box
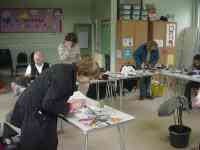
[11,58,100,150]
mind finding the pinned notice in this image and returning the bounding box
[154,39,164,48]
[167,54,175,66]
[122,37,133,47]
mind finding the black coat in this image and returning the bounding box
[11,64,76,150]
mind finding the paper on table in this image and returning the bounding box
[68,91,88,102]
[68,91,97,107]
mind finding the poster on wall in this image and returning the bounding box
[122,48,133,60]
[166,23,176,48]
[154,39,164,48]
[122,37,133,47]
[0,8,63,33]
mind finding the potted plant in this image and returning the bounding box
[158,96,191,148]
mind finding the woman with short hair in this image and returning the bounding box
[57,32,81,64]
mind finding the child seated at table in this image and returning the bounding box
[184,54,200,109]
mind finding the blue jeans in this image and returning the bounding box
[140,76,151,97]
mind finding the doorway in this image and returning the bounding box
[100,20,111,70]
[74,24,92,57]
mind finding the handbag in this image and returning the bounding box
[0,123,20,150]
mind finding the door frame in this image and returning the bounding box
[74,23,92,57]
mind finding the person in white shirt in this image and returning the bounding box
[11,51,50,96]
[25,51,49,78]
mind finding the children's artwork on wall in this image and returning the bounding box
[154,39,164,48]
[122,48,133,60]
[166,23,176,48]
[0,8,63,33]
[122,37,134,47]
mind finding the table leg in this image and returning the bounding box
[96,80,100,100]
[117,124,127,150]
[60,119,64,133]
[119,79,124,110]
[83,134,88,150]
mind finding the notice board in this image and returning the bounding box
[0,8,63,33]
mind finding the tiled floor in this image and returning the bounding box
[1,91,200,150]
[0,69,200,150]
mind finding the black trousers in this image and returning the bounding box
[184,81,200,109]
[19,114,58,150]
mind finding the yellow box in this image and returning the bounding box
[151,83,166,97]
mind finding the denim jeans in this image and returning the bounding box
[140,76,151,97]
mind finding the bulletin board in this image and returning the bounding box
[0,8,63,33]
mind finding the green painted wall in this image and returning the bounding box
[0,0,92,64]
[101,22,111,55]
[91,0,111,68]
[91,0,111,20]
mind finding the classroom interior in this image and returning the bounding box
[0,0,200,150]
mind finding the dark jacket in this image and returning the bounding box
[11,64,76,150]
[134,43,159,67]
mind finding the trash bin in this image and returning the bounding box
[151,81,166,97]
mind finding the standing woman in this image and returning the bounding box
[57,32,81,64]
[57,33,80,133]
